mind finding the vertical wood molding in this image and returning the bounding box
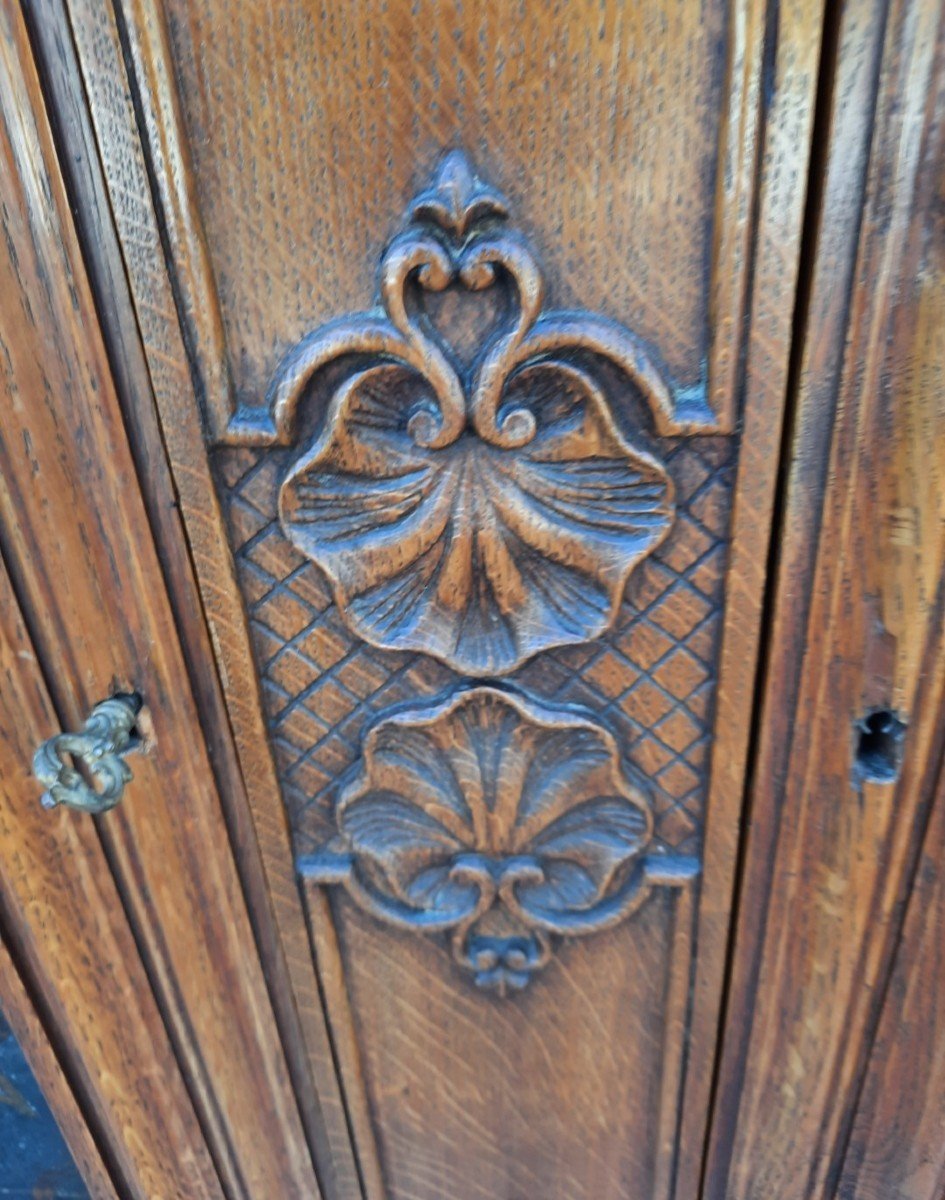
[704,0,945,1195]
[0,5,323,1194]
[59,2,368,1194]
[674,2,827,1191]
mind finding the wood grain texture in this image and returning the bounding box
[120,0,776,438]
[299,685,697,992]
[0,928,116,1198]
[0,5,320,1195]
[835,757,945,1200]
[58,2,366,1193]
[309,880,696,1200]
[703,0,945,1196]
[24,0,356,1188]
[0,552,220,1199]
[65,0,826,1195]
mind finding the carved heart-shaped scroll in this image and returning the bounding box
[271,152,676,675]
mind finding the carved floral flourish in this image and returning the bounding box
[272,151,676,675]
[298,687,698,994]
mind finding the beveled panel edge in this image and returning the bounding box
[64,1,827,1198]
[55,2,366,1197]
[117,0,764,444]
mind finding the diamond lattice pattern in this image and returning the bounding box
[218,438,733,859]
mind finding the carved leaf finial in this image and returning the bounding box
[408,149,509,236]
[299,687,698,994]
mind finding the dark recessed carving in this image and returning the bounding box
[299,686,699,994]
[271,151,676,675]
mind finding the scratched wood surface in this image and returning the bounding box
[0,555,218,1199]
[703,1,945,1197]
[56,0,826,1197]
[0,4,321,1196]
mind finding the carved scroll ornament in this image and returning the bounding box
[271,152,676,675]
[299,687,698,994]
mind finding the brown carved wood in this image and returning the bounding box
[5,0,944,1197]
[0,4,321,1194]
[703,1,945,1196]
[53,1,827,1196]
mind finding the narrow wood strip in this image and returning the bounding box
[653,881,696,1200]
[303,885,388,1200]
[0,6,321,1194]
[673,3,827,1193]
[0,933,117,1199]
[707,0,765,431]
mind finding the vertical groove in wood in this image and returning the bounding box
[703,0,945,1195]
[0,5,323,1194]
[302,886,386,1200]
[60,2,366,1194]
[707,0,765,432]
[653,882,697,1200]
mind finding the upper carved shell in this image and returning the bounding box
[273,152,676,675]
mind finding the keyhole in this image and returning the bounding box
[854,708,906,783]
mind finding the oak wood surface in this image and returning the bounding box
[57,2,363,1193]
[61,0,827,1196]
[23,1,355,1189]
[703,0,945,1196]
[0,551,220,1199]
[835,749,945,1200]
[0,4,321,1195]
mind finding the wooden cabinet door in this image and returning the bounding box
[39,1,828,1197]
[0,5,322,1194]
[704,2,945,1197]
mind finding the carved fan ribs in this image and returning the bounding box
[299,687,698,993]
[271,152,677,675]
[218,150,728,994]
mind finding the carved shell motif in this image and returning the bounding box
[272,152,676,675]
[299,687,698,993]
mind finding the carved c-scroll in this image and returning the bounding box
[270,151,678,675]
[299,686,699,995]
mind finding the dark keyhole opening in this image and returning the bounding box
[855,708,906,784]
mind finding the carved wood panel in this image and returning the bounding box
[66,0,827,1196]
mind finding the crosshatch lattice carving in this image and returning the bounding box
[269,151,678,676]
[214,150,736,997]
[298,686,698,993]
[217,437,731,865]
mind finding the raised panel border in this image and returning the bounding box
[59,0,826,1196]
[114,0,768,444]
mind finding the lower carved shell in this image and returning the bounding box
[298,687,698,993]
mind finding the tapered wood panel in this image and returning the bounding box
[0,6,321,1195]
[62,0,825,1196]
[704,1,945,1196]
[835,755,945,1200]
[0,555,219,1199]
